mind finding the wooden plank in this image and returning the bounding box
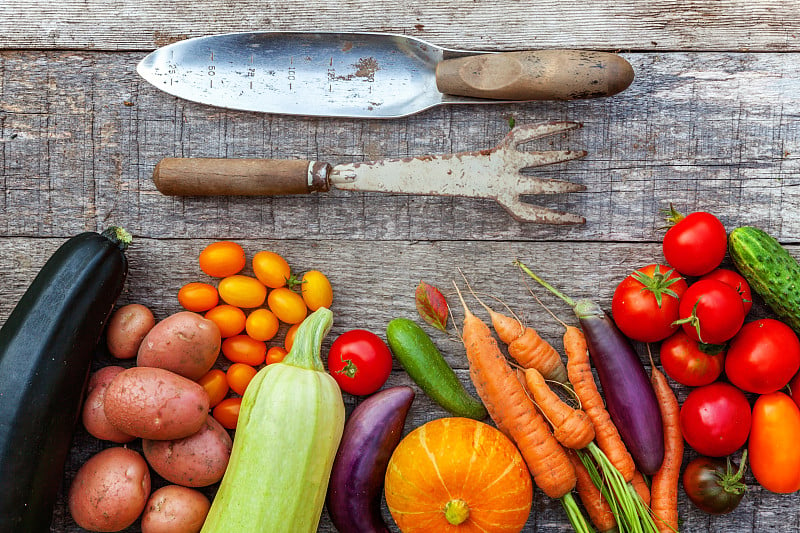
[1,50,799,242]
[2,0,800,52]
[0,236,796,532]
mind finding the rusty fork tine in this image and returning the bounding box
[512,149,587,169]
[516,177,586,196]
[499,121,583,148]
[495,196,587,225]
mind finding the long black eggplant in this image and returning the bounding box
[326,386,415,533]
[0,228,130,532]
[517,261,664,475]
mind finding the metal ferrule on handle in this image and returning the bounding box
[152,158,332,196]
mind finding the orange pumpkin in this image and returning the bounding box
[384,417,533,532]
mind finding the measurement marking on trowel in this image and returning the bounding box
[288,57,295,90]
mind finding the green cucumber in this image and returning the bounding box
[386,317,487,420]
[728,226,800,334]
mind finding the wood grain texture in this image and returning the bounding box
[2,0,800,531]
[1,51,799,242]
[2,0,800,52]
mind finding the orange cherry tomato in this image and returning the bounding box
[245,309,280,342]
[222,334,267,365]
[205,304,247,338]
[226,363,258,396]
[177,282,219,312]
[252,251,291,289]
[213,397,242,430]
[265,346,288,365]
[749,391,800,493]
[199,241,246,278]
[300,270,333,311]
[198,368,229,408]
[285,323,300,352]
[218,275,267,308]
[268,287,307,324]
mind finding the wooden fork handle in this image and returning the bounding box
[435,50,634,101]
[152,158,332,195]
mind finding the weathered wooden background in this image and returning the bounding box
[1,1,799,532]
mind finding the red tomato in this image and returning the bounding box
[749,392,800,493]
[676,279,745,344]
[660,329,725,387]
[680,382,751,457]
[699,268,753,315]
[725,318,800,394]
[327,329,392,396]
[611,264,688,342]
[662,209,727,276]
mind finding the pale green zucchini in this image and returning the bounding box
[201,307,345,533]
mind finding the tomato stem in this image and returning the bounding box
[630,266,683,308]
[718,450,748,495]
[672,299,705,343]
[335,357,358,378]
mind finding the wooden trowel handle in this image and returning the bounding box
[435,50,634,100]
[152,158,332,196]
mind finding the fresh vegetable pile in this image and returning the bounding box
[5,212,799,532]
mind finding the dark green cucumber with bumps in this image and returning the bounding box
[386,318,487,420]
[0,227,130,532]
[729,226,800,334]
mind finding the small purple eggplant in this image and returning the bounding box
[326,386,415,533]
[517,262,665,475]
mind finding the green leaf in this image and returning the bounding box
[415,281,449,332]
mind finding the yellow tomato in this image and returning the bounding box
[268,287,307,324]
[245,309,280,342]
[300,270,333,311]
[284,323,300,351]
[199,241,246,278]
[218,275,267,308]
[252,251,291,289]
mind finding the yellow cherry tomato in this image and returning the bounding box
[252,251,291,289]
[226,363,258,396]
[245,309,280,342]
[300,270,333,311]
[222,334,267,366]
[198,369,229,408]
[177,282,219,312]
[199,241,246,278]
[205,304,247,338]
[268,287,307,324]
[218,275,267,308]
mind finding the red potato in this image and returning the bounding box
[141,485,211,533]
[103,367,210,440]
[81,366,135,443]
[142,416,232,487]
[106,303,156,359]
[138,311,221,381]
[68,447,151,532]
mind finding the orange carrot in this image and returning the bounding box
[481,304,569,384]
[567,450,617,533]
[649,364,683,533]
[456,288,576,499]
[631,470,651,507]
[563,325,636,483]
[523,367,595,450]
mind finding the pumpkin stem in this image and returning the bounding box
[444,499,470,525]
